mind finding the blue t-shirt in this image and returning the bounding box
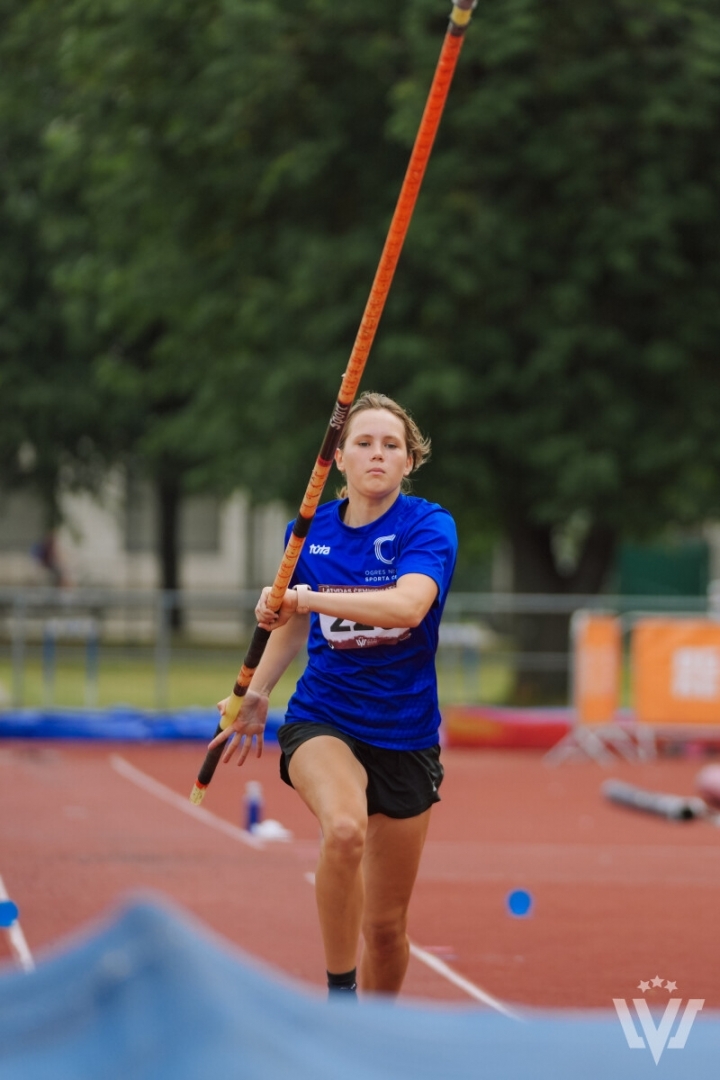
[284,494,458,750]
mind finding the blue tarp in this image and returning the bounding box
[0,898,716,1079]
[0,707,284,742]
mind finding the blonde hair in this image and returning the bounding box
[336,392,431,498]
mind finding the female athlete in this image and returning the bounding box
[211,392,458,997]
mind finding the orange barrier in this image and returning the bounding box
[572,613,622,724]
[633,618,720,725]
[544,612,638,763]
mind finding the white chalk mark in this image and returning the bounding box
[409,942,520,1019]
[110,754,519,1016]
[301,866,517,1016]
[109,754,264,850]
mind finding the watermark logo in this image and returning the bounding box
[613,977,704,1064]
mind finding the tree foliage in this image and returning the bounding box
[0,2,101,521]
[399,0,720,593]
[4,0,720,604]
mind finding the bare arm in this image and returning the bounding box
[247,612,310,695]
[256,573,438,631]
[210,613,310,766]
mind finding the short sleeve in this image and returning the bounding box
[395,508,458,602]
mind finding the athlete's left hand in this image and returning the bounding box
[255,587,300,630]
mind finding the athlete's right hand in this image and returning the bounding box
[209,690,269,766]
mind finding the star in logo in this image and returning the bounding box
[636,975,679,994]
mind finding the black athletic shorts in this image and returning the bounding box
[277,721,443,819]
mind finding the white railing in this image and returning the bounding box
[0,588,711,711]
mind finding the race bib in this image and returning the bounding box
[318,585,411,651]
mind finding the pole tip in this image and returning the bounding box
[449,0,476,34]
[189,783,207,806]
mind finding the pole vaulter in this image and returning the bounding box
[191,0,477,804]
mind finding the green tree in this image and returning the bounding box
[204,0,720,694]
[0,1,101,527]
[395,0,720,592]
[195,0,720,691]
[12,0,720,699]
[173,0,720,585]
[42,0,240,600]
[41,0,417,597]
[391,0,720,693]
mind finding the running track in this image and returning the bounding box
[0,743,718,1009]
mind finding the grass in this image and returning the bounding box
[0,651,302,712]
[0,645,515,712]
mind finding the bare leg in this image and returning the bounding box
[288,736,369,974]
[360,809,431,995]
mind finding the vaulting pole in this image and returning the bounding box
[191,0,477,804]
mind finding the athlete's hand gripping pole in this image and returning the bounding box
[190,0,477,805]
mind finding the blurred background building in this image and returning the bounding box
[0,477,287,592]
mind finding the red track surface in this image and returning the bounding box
[1,742,718,1008]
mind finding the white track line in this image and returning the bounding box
[0,873,34,973]
[303,871,517,1017]
[111,754,519,1016]
[109,754,264,850]
[408,943,519,1019]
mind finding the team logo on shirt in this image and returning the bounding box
[373,534,396,565]
[317,584,410,650]
[308,544,331,555]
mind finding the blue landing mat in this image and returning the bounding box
[0,897,716,1079]
[0,707,284,742]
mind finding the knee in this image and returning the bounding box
[322,814,366,865]
[363,913,408,958]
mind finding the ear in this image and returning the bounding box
[403,454,413,476]
[334,447,345,472]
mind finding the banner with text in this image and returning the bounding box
[633,618,720,725]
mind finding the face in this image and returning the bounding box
[335,409,413,500]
